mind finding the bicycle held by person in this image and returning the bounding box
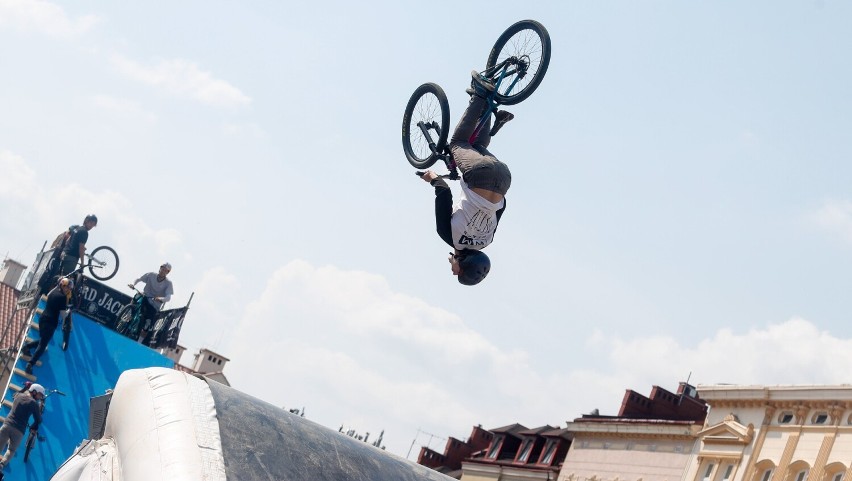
[31,245,120,310]
[23,388,66,463]
[402,19,551,177]
[53,248,119,351]
[115,286,155,342]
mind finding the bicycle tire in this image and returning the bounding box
[402,82,450,169]
[116,304,134,335]
[486,20,551,105]
[23,431,36,462]
[88,245,119,281]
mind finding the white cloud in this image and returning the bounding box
[109,54,251,108]
[221,261,852,458]
[91,94,157,123]
[0,150,188,296]
[811,199,852,243]
[0,0,100,36]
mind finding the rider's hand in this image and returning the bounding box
[127,283,134,289]
[155,297,163,302]
[421,170,438,182]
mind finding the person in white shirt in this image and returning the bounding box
[128,262,174,343]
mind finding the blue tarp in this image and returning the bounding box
[1,306,173,480]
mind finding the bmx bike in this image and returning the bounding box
[402,19,551,177]
[32,245,120,306]
[115,286,155,342]
[23,388,66,463]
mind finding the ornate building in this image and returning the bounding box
[683,385,852,481]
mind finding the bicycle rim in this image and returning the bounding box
[88,245,119,281]
[486,20,551,105]
[402,83,450,169]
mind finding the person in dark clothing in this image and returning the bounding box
[420,72,510,286]
[22,278,72,374]
[0,383,44,470]
[59,214,98,276]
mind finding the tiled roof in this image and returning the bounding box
[518,425,557,436]
[0,283,29,351]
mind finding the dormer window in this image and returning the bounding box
[540,441,557,464]
[486,437,503,459]
[517,440,533,463]
[778,412,794,424]
[812,413,828,425]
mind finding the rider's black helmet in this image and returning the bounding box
[457,250,491,286]
[85,214,98,224]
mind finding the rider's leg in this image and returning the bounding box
[0,425,24,466]
[0,425,12,464]
[59,255,79,276]
[28,320,58,366]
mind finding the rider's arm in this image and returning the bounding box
[31,401,43,431]
[432,178,454,247]
[76,229,88,263]
[161,281,174,304]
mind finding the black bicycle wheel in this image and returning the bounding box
[402,82,450,169]
[23,431,36,462]
[88,245,119,281]
[116,304,134,335]
[486,20,551,106]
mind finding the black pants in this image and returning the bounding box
[24,317,58,364]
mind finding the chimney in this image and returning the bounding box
[192,348,230,374]
[159,344,186,364]
[0,258,27,289]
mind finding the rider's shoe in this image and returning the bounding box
[490,109,514,136]
[21,345,32,357]
[25,362,33,375]
[469,70,495,97]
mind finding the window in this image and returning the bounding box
[761,469,774,481]
[517,440,533,463]
[675,444,684,453]
[722,465,734,481]
[779,412,794,424]
[703,463,716,481]
[603,442,611,449]
[813,413,828,424]
[626,442,634,451]
[649,444,657,452]
[580,441,590,448]
[540,442,557,464]
[486,437,502,459]
[795,471,808,481]
[833,473,844,481]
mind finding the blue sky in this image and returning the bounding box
[2,0,852,458]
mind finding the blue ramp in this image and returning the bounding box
[1,306,173,481]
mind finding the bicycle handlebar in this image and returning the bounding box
[127,285,156,299]
[415,171,459,180]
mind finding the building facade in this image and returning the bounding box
[461,424,573,481]
[684,385,852,481]
[558,382,708,481]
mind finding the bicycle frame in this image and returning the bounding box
[469,56,528,142]
[415,56,529,181]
